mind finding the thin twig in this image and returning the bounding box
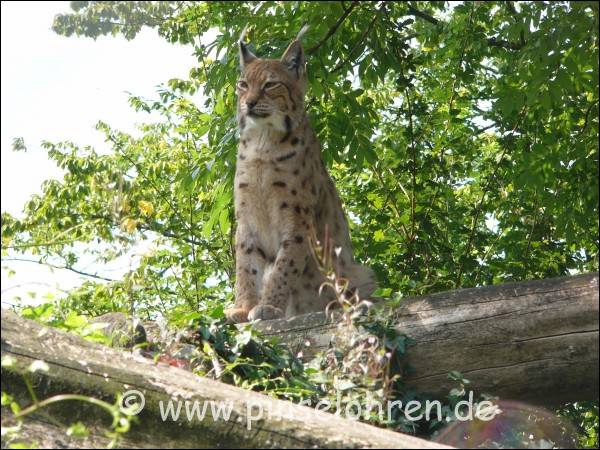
[0,281,69,295]
[307,0,360,54]
[406,5,439,25]
[1,257,116,282]
[405,89,417,240]
[473,224,510,284]
[108,135,197,239]
[577,98,599,137]
[454,107,527,288]
[2,240,79,250]
[523,197,539,259]
[486,36,525,51]
[371,165,411,240]
[186,133,201,306]
[331,2,384,73]
[407,4,525,50]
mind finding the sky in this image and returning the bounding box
[1,1,198,305]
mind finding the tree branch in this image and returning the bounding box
[486,36,525,51]
[307,0,360,54]
[331,2,384,73]
[454,106,527,288]
[1,282,69,296]
[1,257,116,282]
[405,89,417,241]
[371,166,411,241]
[406,5,439,25]
[577,98,599,137]
[407,4,526,50]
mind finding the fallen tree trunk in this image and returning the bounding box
[255,272,599,406]
[0,309,447,449]
[1,273,597,448]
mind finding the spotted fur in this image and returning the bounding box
[225,27,376,323]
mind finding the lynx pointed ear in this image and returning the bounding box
[281,25,308,78]
[281,38,306,79]
[239,24,257,70]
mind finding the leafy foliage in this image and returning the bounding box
[558,401,600,448]
[2,355,136,448]
[169,304,478,438]
[191,317,317,401]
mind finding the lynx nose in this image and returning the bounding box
[246,100,257,110]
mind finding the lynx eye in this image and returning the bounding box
[237,80,248,90]
[263,81,281,90]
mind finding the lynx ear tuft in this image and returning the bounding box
[296,24,309,41]
[239,24,257,70]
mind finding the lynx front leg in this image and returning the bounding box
[248,231,309,321]
[225,229,265,323]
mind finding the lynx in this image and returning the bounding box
[225,26,376,323]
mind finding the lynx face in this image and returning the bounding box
[237,31,307,134]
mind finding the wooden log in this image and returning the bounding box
[0,409,155,449]
[254,273,599,406]
[0,309,448,449]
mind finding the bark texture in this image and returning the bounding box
[255,272,599,405]
[1,309,448,449]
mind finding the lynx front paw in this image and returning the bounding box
[224,308,250,324]
[248,305,284,321]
